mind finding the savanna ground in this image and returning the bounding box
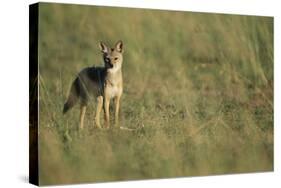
[36,3,273,185]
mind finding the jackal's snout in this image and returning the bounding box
[104,57,114,68]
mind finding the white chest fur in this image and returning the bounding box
[105,69,122,99]
[107,84,120,98]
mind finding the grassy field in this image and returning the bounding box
[37,3,273,185]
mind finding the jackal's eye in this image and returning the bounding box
[114,57,118,61]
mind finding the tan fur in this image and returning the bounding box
[63,40,124,129]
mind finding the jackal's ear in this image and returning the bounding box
[99,42,109,53]
[115,40,124,53]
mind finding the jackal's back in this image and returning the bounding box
[63,66,106,113]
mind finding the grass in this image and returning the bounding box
[36,3,273,185]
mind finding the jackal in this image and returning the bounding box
[63,40,124,129]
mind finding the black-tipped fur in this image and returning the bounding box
[63,78,80,114]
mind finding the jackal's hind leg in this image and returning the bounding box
[79,105,87,130]
[95,96,103,129]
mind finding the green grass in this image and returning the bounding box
[37,3,273,185]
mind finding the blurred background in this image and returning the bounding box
[38,3,273,185]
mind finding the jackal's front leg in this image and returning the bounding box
[114,95,121,127]
[104,97,110,128]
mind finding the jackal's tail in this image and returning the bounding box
[63,78,80,114]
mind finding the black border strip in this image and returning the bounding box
[29,3,39,186]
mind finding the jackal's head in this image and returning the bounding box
[99,40,124,73]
